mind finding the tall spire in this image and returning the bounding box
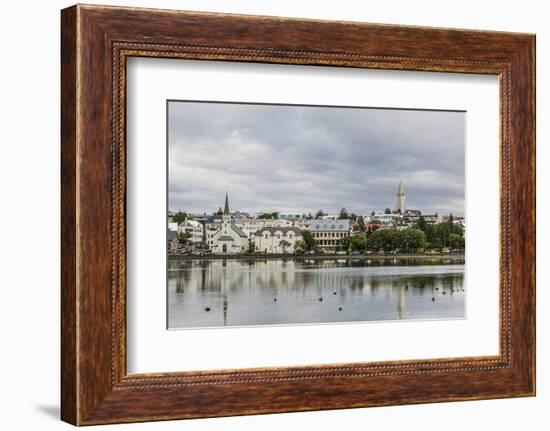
[397,180,404,196]
[224,192,230,215]
[396,181,406,213]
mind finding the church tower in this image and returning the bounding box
[396,181,406,213]
[222,192,231,225]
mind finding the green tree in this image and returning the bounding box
[366,228,426,253]
[424,223,439,248]
[418,221,465,250]
[447,215,464,236]
[448,233,464,250]
[400,228,427,252]
[338,207,349,219]
[177,231,191,245]
[436,222,452,248]
[342,234,367,253]
[384,208,392,214]
[367,228,400,252]
[172,211,187,224]
[356,216,366,232]
[416,216,427,232]
[294,240,307,254]
[315,209,326,219]
[279,239,291,253]
[301,230,316,251]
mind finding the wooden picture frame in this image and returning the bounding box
[61,4,535,425]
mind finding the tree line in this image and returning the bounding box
[293,217,465,254]
[340,217,465,253]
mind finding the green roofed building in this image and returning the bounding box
[209,193,249,254]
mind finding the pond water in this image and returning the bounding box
[167,257,465,329]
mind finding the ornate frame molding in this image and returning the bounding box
[61,5,535,425]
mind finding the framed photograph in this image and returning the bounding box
[61,4,535,425]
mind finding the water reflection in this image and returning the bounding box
[168,258,465,329]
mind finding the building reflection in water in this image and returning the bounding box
[168,258,465,329]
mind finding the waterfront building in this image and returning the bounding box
[254,227,303,254]
[208,193,249,254]
[234,219,266,239]
[309,219,351,251]
[177,219,204,244]
[234,218,292,238]
[167,230,179,255]
[205,224,220,245]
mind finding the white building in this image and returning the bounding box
[309,219,351,251]
[177,219,203,244]
[235,218,290,235]
[289,218,311,230]
[403,210,438,225]
[254,227,303,254]
[205,225,219,246]
[233,219,263,239]
[371,212,402,227]
[209,194,249,254]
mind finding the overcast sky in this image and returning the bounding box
[168,101,465,217]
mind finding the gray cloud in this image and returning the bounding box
[168,101,465,216]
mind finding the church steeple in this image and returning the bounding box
[224,192,230,215]
[396,181,406,213]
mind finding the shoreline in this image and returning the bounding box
[168,253,465,261]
